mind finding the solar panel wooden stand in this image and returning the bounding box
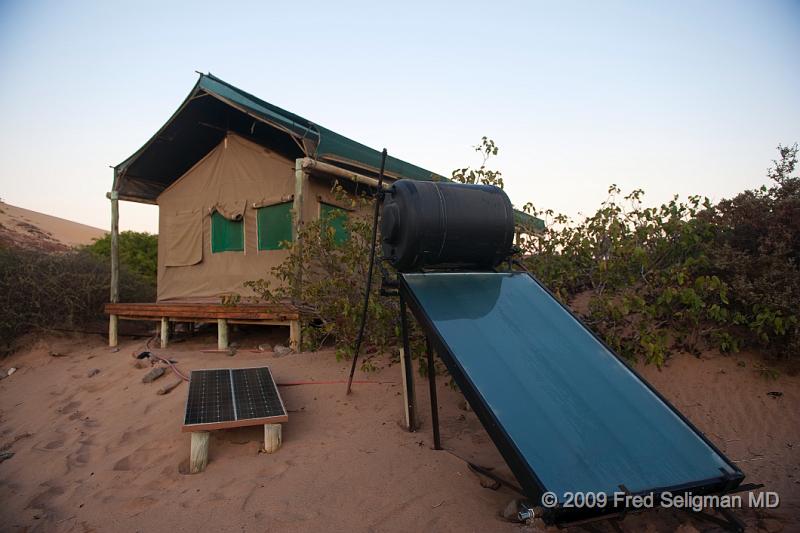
[183,367,288,473]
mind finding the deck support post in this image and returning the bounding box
[160,317,169,348]
[109,314,118,348]
[190,431,210,473]
[399,294,417,432]
[264,424,282,453]
[289,320,301,351]
[217,318,229,350]
[108,190,119,348]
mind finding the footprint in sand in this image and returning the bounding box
[54,399,81,415]
[44,438,64,450]
[26,482,65,512]
[113,456,131,471]
[65,436,93,471]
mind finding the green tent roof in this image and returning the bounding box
[114,73,544,231]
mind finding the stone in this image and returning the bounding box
[500,499,525,522]
[86,368,100,378]
[142,367,165,383]
[258,343,273,352]
[273,345,292,357]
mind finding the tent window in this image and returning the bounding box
[320,203,349,245]
[211,211,244,253]
[257,202,293,250]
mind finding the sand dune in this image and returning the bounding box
[0,331,796,532]
[0,202,106,251]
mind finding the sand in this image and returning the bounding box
[0,331,797,532]
[0,202,106,251]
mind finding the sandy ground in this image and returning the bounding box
[0,330,797,533]
[0,202,106,251]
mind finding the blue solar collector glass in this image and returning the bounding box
[402,272,739,502]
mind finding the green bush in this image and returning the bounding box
[521,144,799,364]
[84,231,158,285]
[0,247,154,353]
[245,184,418,367]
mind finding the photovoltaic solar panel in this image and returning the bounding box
[183,367,287,431]
[400,272,743,520]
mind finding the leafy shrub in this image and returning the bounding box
[84,231,158,285]
[520,144,799,365]
[245,184,420,366]
[0,247,154,352]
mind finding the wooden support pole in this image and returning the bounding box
[190,431,210,474]
[292,159,307,299]
[217,318,228,350]
[264,424,282,453]
[109,314,118,348]
[160,317,169,349]
[289,320,301,351]
[109,190,119,348]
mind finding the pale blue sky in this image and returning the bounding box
[0,1,798,232]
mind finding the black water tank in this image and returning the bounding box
[381,180,515,272]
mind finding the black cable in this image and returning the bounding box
[346,149,388,394]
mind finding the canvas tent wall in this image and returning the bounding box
[158,133,359,301]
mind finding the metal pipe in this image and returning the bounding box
[399,293,417,431]
[300,157,390,190]
[426,337,441,449]
[346,149,388,394]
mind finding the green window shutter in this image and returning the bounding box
[211,211,244,253]
[257,202,293,250]
[321,203,349,245]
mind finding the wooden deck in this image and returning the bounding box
[104,302,299,322]
[104,302,301,350]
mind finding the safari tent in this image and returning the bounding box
[105,73,543,348]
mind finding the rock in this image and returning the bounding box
[86,368,100,378]
[0,451,14,463]
[258,343,273,352]
[227,347,237,357]
[458,400,472,412]
[7,367,17,377]
[273,345,292,357]
[142,367,165,383]
[500,499,527,522]
[157,380,183,395]
[109,347,120,353]
[478,476,501,490]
